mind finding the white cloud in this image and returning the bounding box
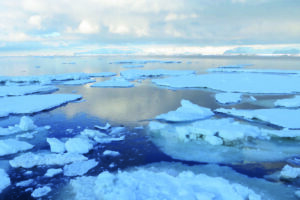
[28,15,42,29]
[77,20,100,34]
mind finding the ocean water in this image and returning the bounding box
[0,55,300,199]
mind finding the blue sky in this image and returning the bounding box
[0,0,299,55]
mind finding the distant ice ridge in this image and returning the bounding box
[110,60,182,64]
[91,77,134,88]
[0,94,82,118]
[215,92,242,104]
[152,73,300,94]
[0,85,58,97]
[0,169,10,193]
[120,69,195,81]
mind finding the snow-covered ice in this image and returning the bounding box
[0,85,58,97]
[46,138,65,153]
[280,165,300,179]
[0,139,34,156]
[216,108,300,129]
[155,99,214,122]
[120,69,195,81]
[103,150,120,157]
[44,168,63,177]
[0,169,10,193]
[152,73,300,94]
[63,159,98,176]
[91,77,134,88]
[65,137,93,154]
[31,186,51,198]
[0,94,82,118]
[274,95,300,108]
[215,92,242,104]
[9,152,88,168]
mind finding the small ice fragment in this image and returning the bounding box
[44,168,63,177]
[0,169,10,193]
[103,150,120,157]
[47,138,65,153]
[63,159,98,176]
[109,163,116,168]
[65,138,93,154]
[215,93,242,104]
[80,129,108,138]
[94,123,111,131]
[0,139,34,156]
[18,116,37,131]
[280,165,300,179]
[31,186,51,198]
[16,179,34,187]
[44,125,51,130]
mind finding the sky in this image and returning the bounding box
[0,0,300,55]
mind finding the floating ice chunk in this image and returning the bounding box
[94,123,111,131]
[0,85,58,97]
[0,139,34,156]
[0,94,82,118]
[93,136,125,144]
[44,168,63,177]
[0,116,37,136]
[19,116,37,131]
[274,96,300,108]
[88,72,117,77]
[216,108,300,129]
[121,69,195,81]
[103,150,120,157]
[46,138,65,153]
[215,93,242,104]
[9,152,88,168]
[0,169,10,193]
[16,179,34,187]
[80,129,108,138]
[122,64,144,68]
[65,138,93,154]
[155,99,214,122]
[280,165,300,179]
[60,79,95,85]
[64,159,98,176]
[91,77,134,88]
[152,73,300,94]
[31,186,51,198]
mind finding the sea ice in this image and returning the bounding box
[0,85,58,97]
[0,139,34,156]
[60,79,95,85]
[103,150,120,157]
[0,116,36,136]
[217,64,250,69]
[110,60,182,65]
[44,168,63,177]
[16,179,34,187]
[88,72,117,77]
[63,159,98,176]
[0,94,82,118]
[152,73,300,94]
[9,152,88,168]
[215,92,242,104]
[65,137,93,154]
[90,77,134,88]
[120,69,195,81]
[0,169,10,193]
[155,99,214,122]
[216,108,300,129]
[46,138,65,153]
[94,123,111,131]
[80,128,125,144]
[280,165,300,179]
[31,186,51,198]
[122,64,144,68]
[208,68,300,75]
[274,96,300,108]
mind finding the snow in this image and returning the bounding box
[0,94,82,118]
[155,99,214,122]
[91,77,134,88]
[0,139,34,156]
[152,73,300,94]
[46,138,65,153]
[44,168,63,177]
[0,169,10,193]
[0,85,58,97]
[216,108,300,129]
[65,137,93,154]
[103,150,120,157]
[9,152,88,168]
[31,186,51,198]
[274,96,300,107]
[63,159,98,176]
[122,64,144,68]
[280,165,300,179]
[215,92,242,104]
[120,69,195,81]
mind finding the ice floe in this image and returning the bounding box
[0,94,82,118]
[155,99,214,122]
[0,85,58,97]
[216,108,300,129]
[0,116,37,136]
[44,168,63,177]
[9,152,88,168]
[16,179,34,187]
[0,169,10,193]
[80,128,125,144]
[65,137,93,154]
[274,95,300,108]
[280,165,300,180]
[152,73,300,94]
[215,92,242,104]
[47,138,66,154]
[88,72,117,77]
[63,159,98,176]
[120,69,195,81]
[103,150,120,157]
[91,77,134,88]
[31,186,51,198]
[0,139,34,156]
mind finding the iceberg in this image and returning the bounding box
[0,169,10,193]
[0,139,34,156]
[155,99,214,122]
[63,159,98,176]
[152,73,300,94]
[9,152,88,168]
[120,69,195,81]
[31,186,51,198]
[0,85,58,97]
[215,92,242,104]
[44,168,63,177]
[91,77,134,88]
[0,94,82,118]
[216,108,300,129]
[274,96,300,108]
[46,138,66,154]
